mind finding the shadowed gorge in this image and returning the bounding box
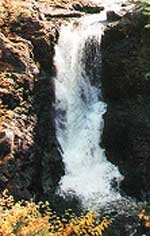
[0,0,150,235]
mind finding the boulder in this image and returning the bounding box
[107,11,122,21]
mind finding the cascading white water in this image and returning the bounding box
[54,16,123,208]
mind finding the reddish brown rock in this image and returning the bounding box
[0,7,64,200]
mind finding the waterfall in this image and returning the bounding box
[54,16,122,208]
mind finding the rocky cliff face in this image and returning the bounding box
[0,0,111,202]
[101,11,150,200]
[0,0,149,205]
[0,3,65,200]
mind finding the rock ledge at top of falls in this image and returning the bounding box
[11,0,136,20]
[38,0,104,13]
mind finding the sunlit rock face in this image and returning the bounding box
[0,13,64,200]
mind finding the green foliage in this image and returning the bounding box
[138,0,150,28]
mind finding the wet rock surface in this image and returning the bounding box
[101,11,150,200]
[103,99,150,200]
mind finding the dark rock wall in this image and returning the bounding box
[101,12,150,200]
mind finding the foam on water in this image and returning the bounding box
[54,17,123,208]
